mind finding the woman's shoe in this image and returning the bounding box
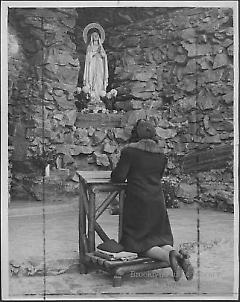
[178,250,194,280]
[169,250,183,281]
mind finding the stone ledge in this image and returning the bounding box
[75,113,123,129]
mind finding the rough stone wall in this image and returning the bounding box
[8,23,30,201]
[8,8,79,157]
[8,8,80,198]
[8,7,234,211]
[107,7,233,109]
[104,7,234,211]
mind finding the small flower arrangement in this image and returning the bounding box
[108,89,118,98]
[74,86,91,111]
[99,90,106,98]
[82,86,90,94]
[74,86,118,112]
[101,89,118,110]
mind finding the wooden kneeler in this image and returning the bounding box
[77,171,170,287]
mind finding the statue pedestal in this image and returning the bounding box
[87,97,106,113]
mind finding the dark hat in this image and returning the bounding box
[136,120,156,140]
[97,239,124,253]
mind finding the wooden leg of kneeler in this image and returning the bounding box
[79,182,88,274]
[82,186,110,242]
[88,189,96,252]
[113,275,123,287]
[118,189,125,243]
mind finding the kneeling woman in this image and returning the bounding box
[111,119,194,281]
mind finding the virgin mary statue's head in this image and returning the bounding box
[90,31,100,44]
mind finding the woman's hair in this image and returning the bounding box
[129,120,141,143]
[130,119,158,143]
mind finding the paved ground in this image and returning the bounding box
[7,195,236,299]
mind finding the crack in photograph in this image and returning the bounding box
[1,1,239,300]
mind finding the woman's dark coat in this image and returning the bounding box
[111,139,173,254]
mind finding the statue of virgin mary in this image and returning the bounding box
[83,23,108,103]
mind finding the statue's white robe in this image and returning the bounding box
[83,42,108,100]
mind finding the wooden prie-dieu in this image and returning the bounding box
[77,171,170,287]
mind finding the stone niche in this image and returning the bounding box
[8,7,234,211]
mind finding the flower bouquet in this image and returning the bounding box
[74,86,91,111]
[101,89,118,111]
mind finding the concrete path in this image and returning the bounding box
[8,197,236,299]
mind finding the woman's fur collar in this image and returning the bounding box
[125,139,164,154]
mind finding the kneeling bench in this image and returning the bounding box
[85,252,169,287]
[77,171,170,287]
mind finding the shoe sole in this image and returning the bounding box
[173,264,183,281]
[181,260,194,280]
[169,251,183,282]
